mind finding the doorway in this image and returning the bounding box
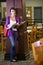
[34,7,42,23]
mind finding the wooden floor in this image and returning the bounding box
[0,51,43,65]
[0,51,34,65]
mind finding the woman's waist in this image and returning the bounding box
[7,29,13,36]
[8,29,13,32]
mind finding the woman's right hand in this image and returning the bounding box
[7,24,12,29]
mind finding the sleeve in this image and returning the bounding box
[16,17,20,23]
[5,17,14,29]
[5,17,11,29]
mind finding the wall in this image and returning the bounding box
[6,0,22,16]
[26,0,43,22]
[1,0,43,22]
[6,0,15,16]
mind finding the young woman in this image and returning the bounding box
[6,8,20,62]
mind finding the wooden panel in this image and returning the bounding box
[18,23,26,53]
[16,8,23,17]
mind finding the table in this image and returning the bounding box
[27,30,32,33]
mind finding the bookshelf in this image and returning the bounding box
[26,7,32,25]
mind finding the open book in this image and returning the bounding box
[7,21,26,29]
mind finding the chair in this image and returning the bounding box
[27,31,32,49]
[36,24,42,40]
[27,24,38,49]
[0,25,6,52]
[42,23,43,37]
[32,38,43,65]
[30,25,37,43]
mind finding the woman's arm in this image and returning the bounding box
[6,16,20,29]
[7,23,15,29]
[6,17,11,29]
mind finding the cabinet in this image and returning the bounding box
[26,7,32,25]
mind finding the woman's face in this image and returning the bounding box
[10,9,16,17]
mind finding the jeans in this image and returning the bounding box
[8,31,18,61]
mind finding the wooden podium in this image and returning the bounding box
[4,21,27,60]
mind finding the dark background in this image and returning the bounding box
[0,0,6,2]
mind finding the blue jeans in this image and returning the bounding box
[8,31,18,61]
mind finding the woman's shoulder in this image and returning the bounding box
[16,16,21,21]
[6,16,10,23]
[16,16,20,19]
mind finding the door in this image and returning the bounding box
[34,7,42,23]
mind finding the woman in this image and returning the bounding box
[6,8,20,62]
